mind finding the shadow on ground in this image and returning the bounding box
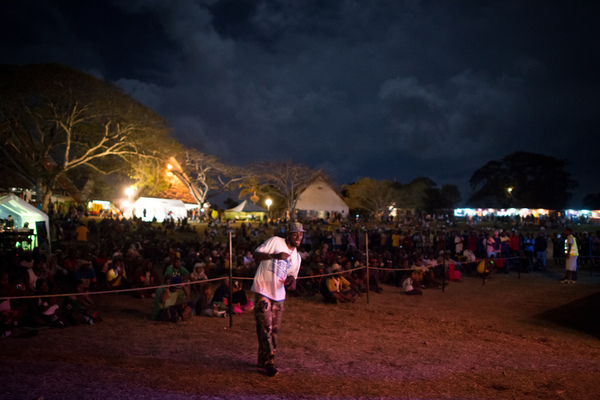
[536,291,600,339]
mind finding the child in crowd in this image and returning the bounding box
[195,284,225,317]
[189,262,209,293]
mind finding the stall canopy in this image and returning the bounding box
[131,197,188,222]
[0,193,50,247]
[224,200,267,221]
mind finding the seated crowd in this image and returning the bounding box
[2,210,588,335]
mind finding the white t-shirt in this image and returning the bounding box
[402,277,414,292]
[251,236,301,301]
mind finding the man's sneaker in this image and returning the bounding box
[266,365,279,377]
[569,280,576,284]
[559,279,569,284]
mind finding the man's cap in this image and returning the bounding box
[331,263,341,272]
[288,222,305,233]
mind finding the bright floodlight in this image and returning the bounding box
[125,187,134,196]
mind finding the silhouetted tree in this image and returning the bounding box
[468,152,577,209]
[583,193,600,210]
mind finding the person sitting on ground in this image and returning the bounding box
[230,280,254,314]
[323,264,356,304]
[61,280,101,325]
[402,271,423,295]
[195,284,225,317]
[75,258,97,291]
[0,272,21,338]
[133,259,160,298]
[413,258,443,289]
[25,278,66,328]
[460,249,477,275]
[341,259,362,298]
[152,276,193,323]
[189,262,208,292]
[106,254,129,289]
[211,277,234,312]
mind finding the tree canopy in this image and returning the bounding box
[468,151,577,209]
[343,177,460,218]
[343,177,400,219]
[0,63,177,211]
[168,150,246,209]
[248,161,318,217]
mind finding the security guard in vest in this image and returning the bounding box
[561,228,578,284]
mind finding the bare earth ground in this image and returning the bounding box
[1,264,599,400]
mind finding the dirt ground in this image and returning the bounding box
[1,263,599,400]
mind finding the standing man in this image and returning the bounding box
[252,222,303,377]
[561,228,578,283]
[534,232,548,271]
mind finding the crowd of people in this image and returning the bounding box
[1,209,599,338]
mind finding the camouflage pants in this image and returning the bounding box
[254,294,284,367]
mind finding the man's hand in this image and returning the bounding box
[284,276,296,290]
[272,252,290,260]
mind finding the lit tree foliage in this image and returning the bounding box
[343,178,401,219]
[249,161,318,217]
[0,64,176,211]
[170,150,247,209]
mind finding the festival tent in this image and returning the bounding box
[0,193,50,248]
[295,175,349,220]
[224,200,268,221]
[130,197,188,222]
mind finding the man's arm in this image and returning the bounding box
[159,288,169,304]
[253,251,290,263]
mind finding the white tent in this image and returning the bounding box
[0,193,50,248]
[224,200,268,220]
[295,176,349,220]
[131,197,188,222]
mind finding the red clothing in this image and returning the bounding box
[468,236,477,252]
[509,236,520,252]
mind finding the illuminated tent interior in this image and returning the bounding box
[130,197,188,222]
[0,193,50,248]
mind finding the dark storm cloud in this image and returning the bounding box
[2,0,599,205]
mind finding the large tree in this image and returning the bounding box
[249,161,318,218]
[343,178,402,219]
[582,192,600,210]
[424,183,462,212]
[343,177,462,218]
[468,152,577,209]
[167,150,247,210]
[0,64,176,211]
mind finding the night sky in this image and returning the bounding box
[2,0,599,207]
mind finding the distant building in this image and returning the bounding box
[295,175,349,220]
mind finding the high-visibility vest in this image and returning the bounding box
[564,235,579,256]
